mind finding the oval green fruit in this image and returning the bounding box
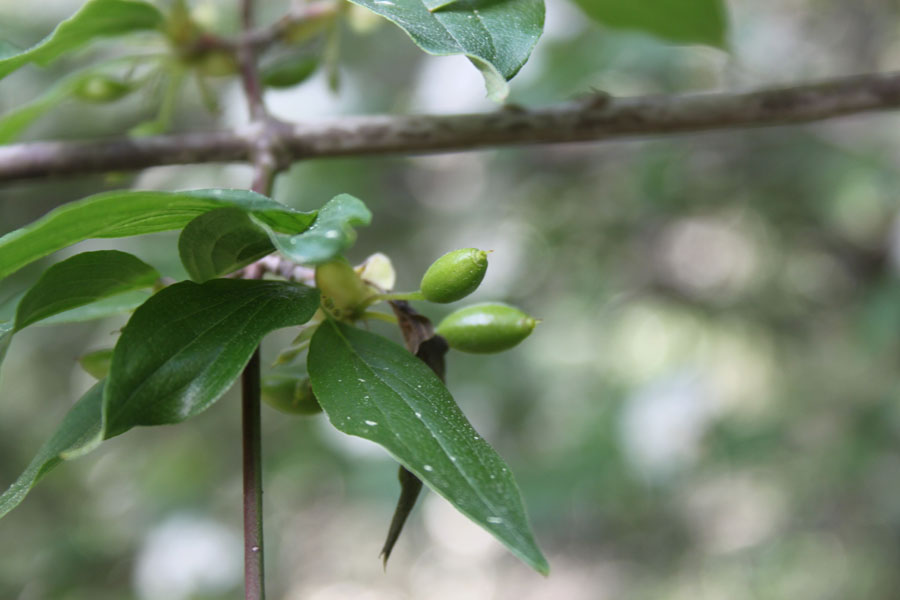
[420,248,488,303]
[262,375,322,415]
[435,302,537,354]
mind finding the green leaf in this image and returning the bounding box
[268,194,371,265]
[104,279,320,437]
[347,0,544,101]
[0,280,319,521]
[0,66,140,143]
[0,40,20,60]
[0,189,315,281]
[79,348,114,380]
[0,381,105,520]
[38,290,151,325]
[178,208,275,283]
[571,0,728,47]
[307,320,549,574]
[0,79,71,143]
[0,321,11,367]
[14,250,158,331]
[0,0,164,80]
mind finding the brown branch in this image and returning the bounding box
[3,71,900,181]
[242,1,338,52]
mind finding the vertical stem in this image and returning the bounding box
[237,2,277,600]
[241,349,265,600]
[238,0,267,122]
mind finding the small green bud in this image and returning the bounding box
[261,55,319,88]
[262,375,322,415]
[79,348,114,379]
[355,252,396,292]
[73,75,132,103]
[315,259,374,320]
[195,50,239,77]
[435,302,537,354]
[420,248,488,303]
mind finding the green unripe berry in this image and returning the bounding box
[420,248,488,303]
[73,75,132,103]
[262,375,322,415]
[435,302,537,354]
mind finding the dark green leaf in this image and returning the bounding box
[104,279,320,436]
[0,189,315,281]
[571,0,728,47]
[268,194,371,265]
[178,208,275,283]
[14,250,158,331]
[0,381,105,520]
[307,320,549,574]
[0,0,165,80]
[348,0,544,101]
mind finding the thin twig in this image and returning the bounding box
[242,1,338,52]
[241,348,265,600]
[238,1,271,599]
[3,71,900,181]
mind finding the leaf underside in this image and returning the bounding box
[268,193,372,265]
[571,0,728,48]
[348,0,545,101]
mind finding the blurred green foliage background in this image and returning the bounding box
[3,0,900,598]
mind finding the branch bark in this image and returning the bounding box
[2,71,900,181]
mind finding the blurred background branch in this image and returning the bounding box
[3,70,900,181]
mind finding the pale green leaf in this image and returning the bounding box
[0,321,11,367]
[571,0,728,47]
[38,290,151,325]
[0,0,164,80]
[0,81,70,144]
[0,66,138,143]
